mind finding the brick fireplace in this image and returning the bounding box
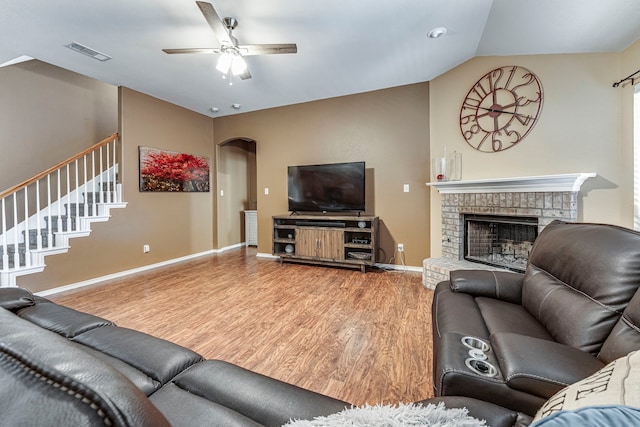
[422,173,596,289]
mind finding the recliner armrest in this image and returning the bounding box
[450,270,524,304]
[492,332,605,398]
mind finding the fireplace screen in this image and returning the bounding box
[463,214,538,272]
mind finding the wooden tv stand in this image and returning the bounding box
[272,214,379,273]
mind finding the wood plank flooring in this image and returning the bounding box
[50,247,435,406]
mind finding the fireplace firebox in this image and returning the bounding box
[463,214,538,272]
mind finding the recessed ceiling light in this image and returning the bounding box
[231,104,241,110]
[210,107,219,113]
[427,27,447,39]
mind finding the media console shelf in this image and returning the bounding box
[272,214,379,273]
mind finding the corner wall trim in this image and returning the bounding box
[35,245,241,297]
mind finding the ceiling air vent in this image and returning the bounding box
[66,42,111,62]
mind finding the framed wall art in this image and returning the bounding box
[139,146,210,192]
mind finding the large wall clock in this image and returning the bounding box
[459,65,543,153]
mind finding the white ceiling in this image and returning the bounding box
[2,0,640,117]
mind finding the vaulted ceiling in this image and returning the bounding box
[2,0,640,117]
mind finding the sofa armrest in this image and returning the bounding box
[421,397,533,427]
[450,270,524,304]
[0,287,35,311]
[492,333,605,398]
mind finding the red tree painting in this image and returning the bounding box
[139,147,210,192]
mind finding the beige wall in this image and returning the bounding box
[18,88,215,292]
[213,83,431,267]
[428,52,633,257]
[0,60,117,192]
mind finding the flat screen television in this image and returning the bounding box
[288,161,365,213]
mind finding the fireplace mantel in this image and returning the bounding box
[427,173,596,194]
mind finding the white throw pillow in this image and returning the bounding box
[533,350,640,422]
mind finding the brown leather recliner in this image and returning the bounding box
[431,220,640,417]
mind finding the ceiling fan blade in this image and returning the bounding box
[238,44,298,56]
[162,48,221,54]
[196,1,233,46]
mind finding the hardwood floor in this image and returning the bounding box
[50,247,435,406]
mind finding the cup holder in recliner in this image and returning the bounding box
[461,336,490,352]
[465,358,498,377]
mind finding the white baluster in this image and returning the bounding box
[57,169,63,234]
[2,198,7,270]
[66,164,71,232]
[83,155,89,218]
[47,174,52,248]
[36,181,42,250]
[23,187,30,267]
[75,159,81,220]
[99,146,104,210]
[12,194,18,269]
[113,137,118,202]
[106,142,112,203]
[91,150,97,217]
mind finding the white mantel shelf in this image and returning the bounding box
[427,173,597,194]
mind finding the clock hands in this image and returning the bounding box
[478,106,518,115]
[476,106,536,124]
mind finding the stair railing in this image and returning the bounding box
[0,133,121,272]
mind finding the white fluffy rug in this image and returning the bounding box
[283,402,486,427]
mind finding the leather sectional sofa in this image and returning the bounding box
[431,220,640,422]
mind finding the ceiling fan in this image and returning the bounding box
[163,1,297,82]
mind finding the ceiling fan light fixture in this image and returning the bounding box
[428,27,447,39]
[231,55,247,76]
[216,52,233,74]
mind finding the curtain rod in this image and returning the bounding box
[613,68,640,87]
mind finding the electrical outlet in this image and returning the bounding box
[143,244,150,253]
[397,243,404,252]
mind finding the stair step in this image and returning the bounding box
[0,244,27,269]
[22,229,56,247]
[45,215,77,232]
[84,190,117,204]
[65,203,93,217]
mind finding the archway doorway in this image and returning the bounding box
[217,138,257,248]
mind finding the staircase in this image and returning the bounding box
[0,133,126,287]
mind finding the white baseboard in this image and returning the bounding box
[35,245,241,297]
[375,263,422,272]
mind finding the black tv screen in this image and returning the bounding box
[288,161,365,213]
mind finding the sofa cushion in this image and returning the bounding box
[533,350,640,422]
[150,383,265,427]
[18,299,112,338]
[77,343,162,396]
[599,290,640,363]
[0,307,170,427]
[476,297,552,340]
[72,325,203,385]
[522,221,640,354]
[0,288,35,311]
[168,360,349,426]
